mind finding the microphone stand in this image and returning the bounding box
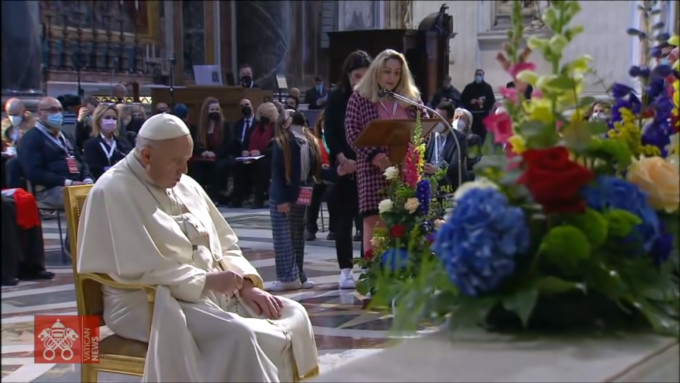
[168,55,176,108]
[379,89,464,188]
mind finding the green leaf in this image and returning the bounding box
[502,287,539,328]
[561,121,592,153]
[536,276,586,295]
[547,76,577,90]
[539,225,591,276]
[625,296,680,336]
[518,121,545,137]
[626,28,642,36]
[605,209,642,238]
[564,209,609,247]
[586,139,633,168]
[564,25,585,41]
[652,21,665,30]
[587,121,609,135]
[448,298,499,331]
[549,34,569,54]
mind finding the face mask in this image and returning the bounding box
[455,119,467,131]
[316,85,323,94]
[433,122,447,133]
[241,75,252,86]
[660,57,671,66]
[209,112,221,121]
[241,106,252,116]
[260,116,270,126]
[474,75,483,83]
[591,112,607,122]
[46,112,63,128]
[9,115,22,127]
[101,119,118,132]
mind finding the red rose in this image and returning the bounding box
[518,147,594,214]
[364,249,374,260]
[389,224,406,238]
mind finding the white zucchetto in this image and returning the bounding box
[137,112,191,140]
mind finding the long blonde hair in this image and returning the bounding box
[91,104,119,137]
[354,49,421,107]
[274,109,322,184]
[197,97,225,148]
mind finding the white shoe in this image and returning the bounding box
[301,280,315,289]
[338,268,356,289]
[267,280,302,292]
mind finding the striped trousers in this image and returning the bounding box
[270,201,308,283]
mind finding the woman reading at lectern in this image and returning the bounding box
[344,49,426,256]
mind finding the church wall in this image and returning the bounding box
[411,1,664,97]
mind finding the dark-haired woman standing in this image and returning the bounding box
[324,50,372,289]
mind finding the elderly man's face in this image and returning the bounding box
[141,135,193,189]
[6,102,25,117]
[37,98,63,126]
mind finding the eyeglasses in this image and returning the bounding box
[39,107,63,113]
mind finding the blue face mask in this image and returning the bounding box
[474,75,483,83]
[46,112,63,128]
[316,85,323,94]
[660,57,670,66]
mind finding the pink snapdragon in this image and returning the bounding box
[402,144,421,188]
[484,112,514,144]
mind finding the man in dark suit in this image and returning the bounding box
[424,102,469,192]
[305,76,328,110]
[228,98,256,207]
[239,64,259,89]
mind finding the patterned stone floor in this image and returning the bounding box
[1,206,420,382]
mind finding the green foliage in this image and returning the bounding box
[604,209,642,238]
[502,286,539,328]
[564,209,608,247]
[539,225,591,276]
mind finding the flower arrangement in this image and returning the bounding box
[370,0,679,336]
[356,113,449,297]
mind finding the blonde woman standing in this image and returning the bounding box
[344,49,425,256]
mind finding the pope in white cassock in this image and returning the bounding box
[76,113,319,382]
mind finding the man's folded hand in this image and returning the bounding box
[240,286,284,320]
[205,271,243,296]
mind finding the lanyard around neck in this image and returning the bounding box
[379,100,398,118]
[37,124,70,155]
[99,135,117,162]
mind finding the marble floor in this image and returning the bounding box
[1,206,420,382]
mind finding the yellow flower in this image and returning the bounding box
[528,98,554,124]
[508,135,526,154]
[627,156,680,213]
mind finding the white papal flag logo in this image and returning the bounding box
[37,319,80,361]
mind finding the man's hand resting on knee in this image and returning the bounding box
[205,271,244,296]
[240,280,284,319]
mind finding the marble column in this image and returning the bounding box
[235,0,292,90]
[1,0,42,92]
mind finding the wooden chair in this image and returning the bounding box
[63,185,156,383]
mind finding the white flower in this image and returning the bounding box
[383,166,399,180]
[404,198,420,214]
[453,177,499,201]
[378,199,394,214]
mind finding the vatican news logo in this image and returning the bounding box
[34,315,100,364]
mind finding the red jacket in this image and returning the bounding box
[248,122,274,152]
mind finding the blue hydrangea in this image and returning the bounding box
[416,179,431,215]
[432,188,530,297]
[381,248,410,272]
[582,176,661,254]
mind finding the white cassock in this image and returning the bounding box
[77,151,319,382]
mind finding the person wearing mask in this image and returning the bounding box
[17,97,93,210]
[285,95,300,111]
[430,75,462,109]
[238,64,258,89]
[155,102,169,114]
[461,69,496,143]
[424,103,471,192]
[305,76,328,110]
[189,97,234,205]
[345,49,426,261]
[324,50,372,288]
[506,81,534,101]
[75,96,100,154]
[2,98,36,188]
[586,101,610,123]
[268,109,323,291]
[232,102,277,209]
[83,104,131,180]
[229,99,255,208]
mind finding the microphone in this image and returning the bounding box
[378,88,391,98]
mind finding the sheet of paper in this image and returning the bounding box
[235,155,265,161]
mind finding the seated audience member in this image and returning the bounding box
[75,96,100,154]
[285,95,300,111]
[305,110,337,241]
[424,103,472,192]
[228,99,255,207]
[431,75,462,109]
[305,76,328,110]
[2,189,54,286]
[289,87,301,99]
[586,100,611,123]
[2,98,36,188]
[17,97,93,210]
[76,113,319,381]
[238,64,259,88]
[57,95,80,131]
[83,104,131,180]
[188,97,234,204]
[231,102,277,208]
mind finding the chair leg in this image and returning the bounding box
[81,365,98,383]
[56,210,67,264]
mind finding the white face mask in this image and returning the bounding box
[9,115,22,127]
[433,122,447,133]
[591,112,607,122]
[454,119,466,131]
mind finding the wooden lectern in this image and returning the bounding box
[151,86,273,125]
[354,119,440,164]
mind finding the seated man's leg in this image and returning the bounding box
[35,186,65,210]
[6,157,25,189]
[1,198,20,285]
